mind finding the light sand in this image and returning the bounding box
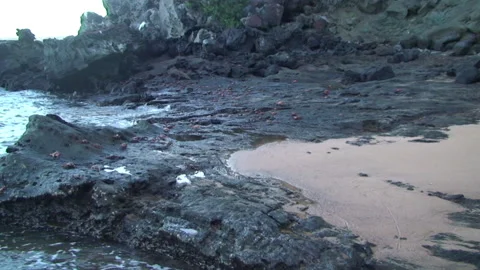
[228,124,480,269]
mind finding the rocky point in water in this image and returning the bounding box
[1,0,480,269]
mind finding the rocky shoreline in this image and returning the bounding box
[1,0,480,269]
[2,0,480,94]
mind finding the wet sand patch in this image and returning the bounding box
[228,124,480,269]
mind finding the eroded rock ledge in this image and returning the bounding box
[0,115,373,269]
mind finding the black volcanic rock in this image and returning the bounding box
[0,30,48,91]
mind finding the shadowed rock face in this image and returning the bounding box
[1,0,480,94]
[102,0,200,40]
[0,31,48,91]
[43,25,144,93]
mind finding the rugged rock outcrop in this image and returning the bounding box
[0,29,48,90]
[329,0,480,55]
[43,25,145,93]
[78,12,112,35]
[0,114,374,269]
[2,0,480,94]
[102,0,202,40]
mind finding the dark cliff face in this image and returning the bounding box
[1,0,479,93]
[43,24,146,93]
[0,39,48,91]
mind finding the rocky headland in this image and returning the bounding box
[1,0,479,269]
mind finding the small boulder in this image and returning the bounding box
[230,65,249,78]
[294,216,331,233]
[399,36,418,49]
[446,68,456,77]
[243,14,263,28]
[306,35,321,50]
[387,49,420,63]
[387,54,403,64]
[375,45,395,56]
[260,3,284,28]
[402,49,420,62]
[362,66,395,81]
[242,1,284,29]
[339,67,395,83]
[357,0,388,14]
[5,146,19,153]
[268,52,297,69]
[202,38,224,56]
[264,64,280,76]
[451,33,478,56]
[455,66,479,84]
[222,28,247,51]
[312,16,328,32]
[430,27,465,51]
[193,29,216,44]
[255,36,276,54]
[342,70,363,84]
[475,59,480,69]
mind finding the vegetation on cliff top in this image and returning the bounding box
[186,0,248,28]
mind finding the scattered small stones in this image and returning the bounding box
[386,180,415,191]
[428,191,465,202]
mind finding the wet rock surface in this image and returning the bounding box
[1,48,480,268]
[1,0,480,268]
[0,114,374,269]
[0,29,48,90]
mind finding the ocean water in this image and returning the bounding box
[0,226,182,270]
[0,88,181,269]
[0,88,170,154]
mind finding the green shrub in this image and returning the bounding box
[187,0,249,28]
